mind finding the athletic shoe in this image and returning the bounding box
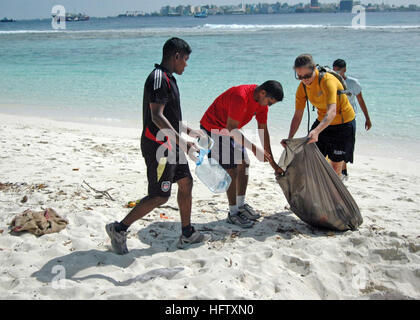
[227,212,254,228]
[238,203,261,220]
[177,230,211,249]
[105,222,129,255]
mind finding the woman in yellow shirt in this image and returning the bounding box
[282,54,356,177]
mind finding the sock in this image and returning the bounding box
[182,224,195,238]
[115,221,129,233]
[229,205,239,215]
[237,195,245,208]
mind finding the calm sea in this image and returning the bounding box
[1,12,419,160]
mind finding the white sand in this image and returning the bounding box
[0,112,419,300]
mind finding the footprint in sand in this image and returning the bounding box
[371,248,409,262]
[191,259,207,269]
[349,237,366,247]
[128,267,184,284]
[394,197,415,203]
[408,242,420,253]
[284,255,311,276]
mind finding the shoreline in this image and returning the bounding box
[1,110,419,165]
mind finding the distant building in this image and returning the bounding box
[366,6,378,12]
[118,11,145,17]
[340,0,354,12]
[310,0,321,12]
[160,6,170,16]
[295,6,305,13]
[224,4,246,15]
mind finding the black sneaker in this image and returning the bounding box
[177,230,211,249]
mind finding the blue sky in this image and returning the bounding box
[0,0,416,19]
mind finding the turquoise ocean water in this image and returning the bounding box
[1,12,419,160]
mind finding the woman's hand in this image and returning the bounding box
[307,130,319,144]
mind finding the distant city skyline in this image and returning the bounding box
[0,0,418,19]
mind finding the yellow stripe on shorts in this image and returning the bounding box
[156,157,167,182]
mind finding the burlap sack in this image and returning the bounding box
[10,208,68,236]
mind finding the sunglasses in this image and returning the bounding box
[295,70,314,80]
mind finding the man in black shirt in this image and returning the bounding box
[106,38,209,254]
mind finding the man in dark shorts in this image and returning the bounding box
[333,58,372,179]
[106,38,209,254]
[200,82,284,228]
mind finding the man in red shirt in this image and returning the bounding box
[200,81,284,228]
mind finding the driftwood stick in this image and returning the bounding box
[82,180,115,201]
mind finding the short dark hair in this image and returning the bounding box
[294,54,315,70]
[258,80,284,102]
[162,37,192,60]
[333,59,346,69]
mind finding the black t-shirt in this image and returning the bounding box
[141,64,182,150]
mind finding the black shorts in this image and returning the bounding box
[201,126,249,170]
[311,119,356,163]
[141,140,192,198]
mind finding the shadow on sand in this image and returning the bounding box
[31,211,343,286]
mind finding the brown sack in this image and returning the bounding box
[276,137,363,231]
[10,208,68,236]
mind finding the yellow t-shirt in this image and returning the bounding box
[296,69,355,125]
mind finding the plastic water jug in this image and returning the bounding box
[195,136,232,193]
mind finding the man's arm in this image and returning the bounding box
[150,103,199,160]
[179,121,205,139]
[356,92,372,131]
[258,123,283,174]
[226,117,269,162]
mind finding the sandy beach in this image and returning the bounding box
[0,112,419,300]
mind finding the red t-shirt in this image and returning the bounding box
[200,84,268,132]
